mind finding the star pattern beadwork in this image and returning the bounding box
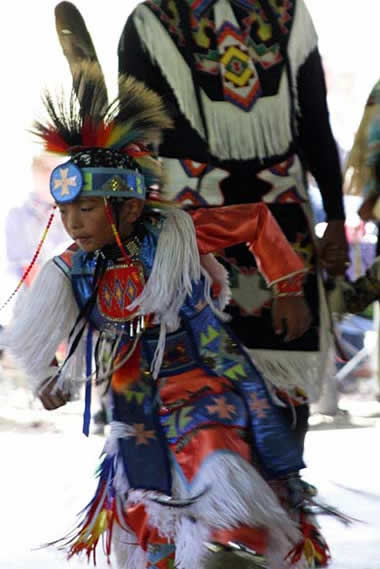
[207,396,236,419]
[131,423,156,445]
[249,393,270,418]
[54,167,78,197]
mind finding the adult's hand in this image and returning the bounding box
[272,296,313,342]
[319,219,349,276]
[37,377,71,410]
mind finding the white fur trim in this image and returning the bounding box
[1,261,82,395]
[133,1,316,161]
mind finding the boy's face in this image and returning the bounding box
[57,197,142,252]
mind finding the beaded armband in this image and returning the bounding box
[271,272,305,298]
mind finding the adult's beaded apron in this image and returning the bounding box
[0,206,57,312]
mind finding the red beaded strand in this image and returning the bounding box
[103,198,132,263]
[0,206,57,312]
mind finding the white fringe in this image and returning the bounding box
[133,1,316,161]
[0,261,83,395]
[127,453,302,569]
[247,276,334,403]
[129,208,201,377]
[112,523,147,569]
[287,0,318,115]
[113,456,130,497]
[129,209,200,327]
[55,324,88,395]
[127,489,178,541]
[247,348,322,403]
[174,517,210,569]
[200,253,231,312]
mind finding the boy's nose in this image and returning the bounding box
[67,211,83,231]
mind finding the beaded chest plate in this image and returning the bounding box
[97,263,145,322]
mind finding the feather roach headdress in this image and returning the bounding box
[33,63,173,204]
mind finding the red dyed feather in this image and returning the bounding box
[43,129,71,154]
[82,118,99,148]
[97,121,114,148]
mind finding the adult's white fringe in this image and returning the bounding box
[0,261,83,395]
[287,0,318,116]
[127,453,303,569]
[248,275,334,403]
[247,348,323,403]
[133,1,312,161]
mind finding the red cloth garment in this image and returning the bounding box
[191,203,306,286]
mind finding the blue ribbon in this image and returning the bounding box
[83,325,93,436]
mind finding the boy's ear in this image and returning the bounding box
[121,199,145,223]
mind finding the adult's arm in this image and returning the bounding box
[297,48,344,220]
[191,203,305,289]
[191,203,312,339]
[297,48,349,274]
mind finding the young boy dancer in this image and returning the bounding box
[3,62,329,569]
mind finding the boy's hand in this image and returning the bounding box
[37,377,71,410]
[272,296,312,342]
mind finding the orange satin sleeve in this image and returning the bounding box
[190,203,306,285]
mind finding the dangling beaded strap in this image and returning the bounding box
[0,205,57,312]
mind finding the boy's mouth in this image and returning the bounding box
[74,236,92,246]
